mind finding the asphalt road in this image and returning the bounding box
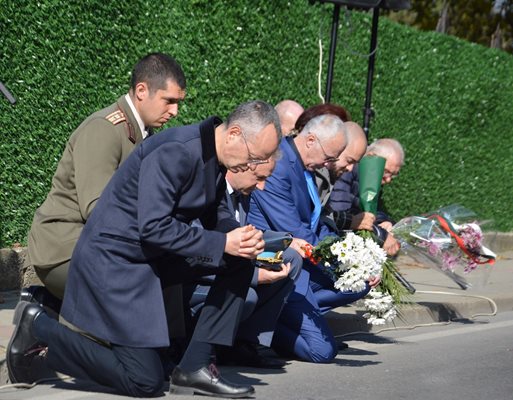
[1,311,512,400]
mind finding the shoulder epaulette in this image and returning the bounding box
[105,110,126,125]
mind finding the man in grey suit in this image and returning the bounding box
[7,101,281,398]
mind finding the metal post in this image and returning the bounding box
[325,4,341,103]
[362,6,380,139]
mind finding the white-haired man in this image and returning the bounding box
[329,137,405,255]
[247,115,379,363]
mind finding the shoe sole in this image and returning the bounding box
[6,301,33,383]
[170,383,255,398]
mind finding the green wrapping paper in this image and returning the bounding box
[359,155,386,214]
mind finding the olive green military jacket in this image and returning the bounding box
[28,95,144,268]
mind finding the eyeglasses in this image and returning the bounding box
[315,136,339,164]
[241,130,270,168]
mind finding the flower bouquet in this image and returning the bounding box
[391,204,496,289]
[304,230,410,325]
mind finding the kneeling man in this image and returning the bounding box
[7,101,281,398]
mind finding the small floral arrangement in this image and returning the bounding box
[392,205,496,276]
[362,290,398,325]
[304,231,409,325]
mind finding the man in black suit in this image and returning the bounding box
[7,100,281,398]
[189,160,307,368]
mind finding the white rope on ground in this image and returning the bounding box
[334,290,498,338]
[415,290,498,318]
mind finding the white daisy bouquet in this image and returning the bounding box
[327,232,386,292]
[305,231,407,325]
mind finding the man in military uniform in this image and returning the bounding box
[27,53,186,300]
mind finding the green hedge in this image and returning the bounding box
[1,0,512,247]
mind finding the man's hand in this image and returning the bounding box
[257,262,291,284]
[350,212,376,231]
[288,238,310,258]
[378,221,393,232]
[225,224,265,259]
[383,233,400,256]
[367,275,381,288]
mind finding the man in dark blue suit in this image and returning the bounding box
[188,160,307,368]
[248,114,380,363]
[7,101,281,398]
[248,114,347,246]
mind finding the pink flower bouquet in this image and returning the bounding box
[392,205,496,289]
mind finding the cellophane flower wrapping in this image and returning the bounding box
[391,205,496,287]
[308,231,406,325]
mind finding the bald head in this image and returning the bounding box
[329,121,367,178]
[366,138,404,184]
[275,100,304,136]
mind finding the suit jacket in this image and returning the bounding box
[247,137,335,246]
[329,164,360,214]
[28,95,144,268]
[61,117,240,348]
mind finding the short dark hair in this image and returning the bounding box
[130,53,186,94]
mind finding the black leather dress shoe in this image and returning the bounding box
[170,364,255,398]
[6,301,52,383]
[217,341,286,369]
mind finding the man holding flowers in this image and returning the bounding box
[248,114,380,363]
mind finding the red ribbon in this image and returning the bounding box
[302,243,321,264]
[427,214,495,266]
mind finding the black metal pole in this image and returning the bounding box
[325,3,341,103]
[0,81,16,105]
[362,6,380,139]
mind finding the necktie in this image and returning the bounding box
[304,170,321,231]
[238,195,249,225]
[230,192,243,224]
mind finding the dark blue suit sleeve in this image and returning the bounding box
[137,143,226,266]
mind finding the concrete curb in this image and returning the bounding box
[0,248,23,291]
[0,247,41,291]
[483,232,513,253]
